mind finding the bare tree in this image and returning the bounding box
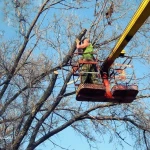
[0,0,150,150]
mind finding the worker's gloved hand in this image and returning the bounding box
[76,38,80,44]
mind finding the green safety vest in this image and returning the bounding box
[82,43,94,60]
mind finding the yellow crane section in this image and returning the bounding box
[102,0,150,71]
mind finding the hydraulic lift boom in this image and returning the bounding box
[102,0,150,72]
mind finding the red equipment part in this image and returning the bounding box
[73,57,138,103]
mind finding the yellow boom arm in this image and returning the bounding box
[102,0,150,71]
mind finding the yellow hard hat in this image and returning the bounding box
[120,49,126,54]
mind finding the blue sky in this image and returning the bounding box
[37,126,135,150]
[0,0,148,150]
